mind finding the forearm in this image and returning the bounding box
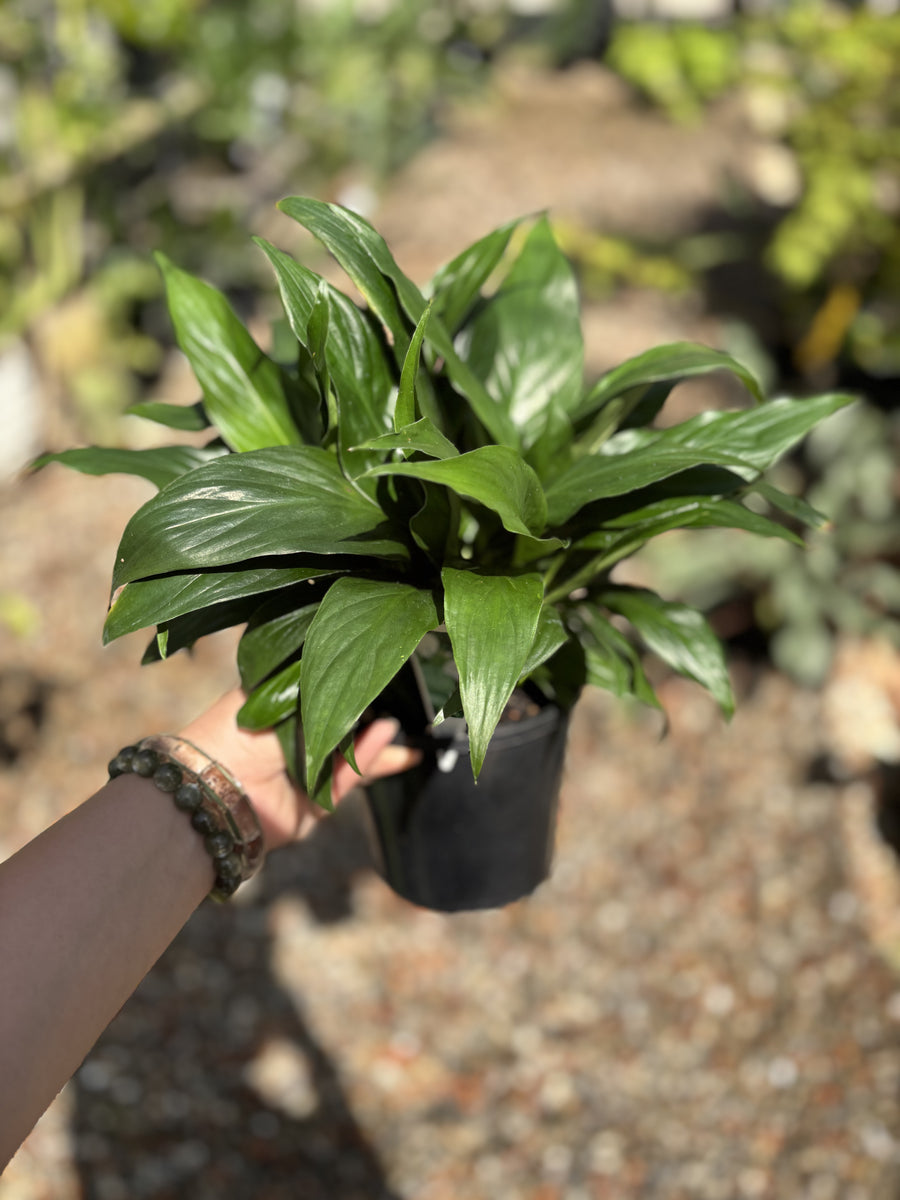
[0,773,213,1168]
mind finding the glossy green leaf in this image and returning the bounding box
[458,218,583,448]
[579,609,661,709]
[105,564,331,643]
[524,403,575,484]
[574,496,804,556]
[750,480,830,529]
[112,446,406,589]
[442,568,544,778]
[583,628,629,697]
[307,282,331,386]
[301,578,439,801]
[366,446,548,539]
[601,587,733,716]
[665,393,856,472]
[395,301,433,431]
[520,604,569,679]
[572,381,673,454]
[255,237,393,465]
[238,660,303,731]
[278,196,417,350]
[409,481,460,563]
[156,253,300,451]
[126,401,209,431]
[575,342,764,424]
[33,444,226,490]
[274,711,302,785]
[427,218,519,334]
[278,197,517,447]
[431,684,463,727]
[238,601,319,691]
[353,416,459,461]
[545,444,753,525]
[142,596,259,664]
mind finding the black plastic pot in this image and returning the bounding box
[363,702,570,912]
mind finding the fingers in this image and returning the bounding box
[331,719,421,803]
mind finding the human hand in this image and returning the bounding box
[178,689,419,851]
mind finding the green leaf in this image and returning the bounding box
[458,217,583,448]
[395,300,433,431]
[520,604,569,679]
[427,218,520,334]
[575,342,764,424]
[366,446,548,539]
[750,480,830,529]
[277,198,517,448]
[274,711,302,785]
[545,444,754,525]
[600,587,733,716]
[255,237,394,466]
[125,401,209,431]
[112,446,407,589]
[665,394,856,472]
[156,253,300,452]
[579,610,661,709]
[238,660,303,731]
[409,481,460,563]
[142,596,259,663]
[307,282,331,383]
[431,684,463,726]
[32,444,226,490]
[353,416,459,461]
[306,282,337,442]
[442,568,544,778]
[572,381,672,455]
[105,564,332,644]
[238,601,320,691]
[278,197,417,351]
[301,578,439,801]
[525,403,575,484]
[335,733,360,775]
[575,495,804,556]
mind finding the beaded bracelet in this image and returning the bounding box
[108,735,265,901]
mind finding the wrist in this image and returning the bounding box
[108,734,265,899]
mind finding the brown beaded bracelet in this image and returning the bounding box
[108,735,265,901]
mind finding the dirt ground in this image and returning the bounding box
[4,61,900,1200]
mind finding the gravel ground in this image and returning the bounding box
[4,480,900,1200]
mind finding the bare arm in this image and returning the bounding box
[0,691,413,1169]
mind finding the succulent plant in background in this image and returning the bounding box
[37,198,852,904]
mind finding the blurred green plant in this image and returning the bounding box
[606,21,740,122]
[634,402,900,687]
[0,0,507,430]
[553,218,694,297]
[604,3,900,380]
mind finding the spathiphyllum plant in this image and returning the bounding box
[40,198,853,811]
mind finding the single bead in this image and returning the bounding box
[214,874,241,898]
[190,808,218,835]
[215,852,243,881]
[152,762,182,793]
[173,781,202,812]
[108,750,135,778]
[204,830,235,859]
[132,748,159,777]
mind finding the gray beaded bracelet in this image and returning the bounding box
[108,735,265,900]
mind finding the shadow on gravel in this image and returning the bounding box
[69,796,400,1200]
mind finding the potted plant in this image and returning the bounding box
[37,197,852,910]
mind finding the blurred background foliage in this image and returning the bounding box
[2,0,898,681]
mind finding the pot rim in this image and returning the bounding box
[421,698,567,753]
